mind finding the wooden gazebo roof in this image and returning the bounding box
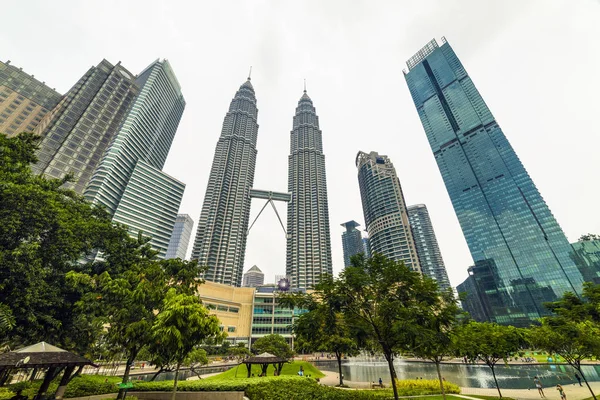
[243,352,288,364]
[0,342,95,368]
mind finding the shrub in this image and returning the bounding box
[0,388,15,400]
[394,379,460,396]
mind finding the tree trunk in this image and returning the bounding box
[336,352,344,386]
[435,359,446,400]
[490,364,502,398]
[578,368,597,400]
[150,368,164,382]
[384,351,399,400]
[171,363,180,400]
[117,356,135,400]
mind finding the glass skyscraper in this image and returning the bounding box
[340,220,367,267]
[192,77,258,287]
[33,60,138,194]
[166,214,195,260]
[356,151,421,271]
[404,38,583,325]
[407,204,451,292]
[286,89,333,289]
[85,59,186,258]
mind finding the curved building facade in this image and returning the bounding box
[286,89,332,289]
[356,151,420,272]
[192,78,259,287]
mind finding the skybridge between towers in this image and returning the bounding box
[247,188,292,238]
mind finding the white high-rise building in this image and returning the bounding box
[192,77,258,286]
[356,151,421,272]
[286,89,332,289]
[242,266,264,288]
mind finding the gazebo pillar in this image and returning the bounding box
[55,365,76,400]
[34,367,58,400]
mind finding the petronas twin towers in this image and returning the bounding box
[191,77,332,288]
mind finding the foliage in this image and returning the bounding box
[206,361,324,380]
[337,253,446,400]
[279,274,359,386]
[579,234,600,242]
[529,318,600,400]
[8,374,121,399]
[453,322,524,398]
[68,249,203,398]
[544,283,600,323]
[409,283,461,400]
[252,334,294,359]
[0,132,127,350]
[394,379,460,396]
[150,288,222,399]
[228,343,251,361]
[0,388,14,400]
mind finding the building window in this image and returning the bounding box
[227,326,236,333]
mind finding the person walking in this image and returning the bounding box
[379,377,383,387]
[534,376,545,398]
[574,373,582,387]
[557,384,567,400]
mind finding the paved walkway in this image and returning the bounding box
[320,370,599,400]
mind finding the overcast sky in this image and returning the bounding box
[3,0,599,287]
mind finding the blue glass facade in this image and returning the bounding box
[404,38,583,325]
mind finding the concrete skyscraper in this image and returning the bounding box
[407,204,451,292]
[242,265,264,288]
[192,77,258,287]
[356,151,420,271]
[286,88,332,289]
[33,60,138,194]
[0,60,62,137]
[340,220,366,267]
[166,214,195,260]
[85,59,186,258]
[404,38,583,325]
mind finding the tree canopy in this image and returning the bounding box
[252,334,294,360]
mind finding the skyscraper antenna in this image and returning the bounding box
[303,78,306,93]
[248,66,252,80]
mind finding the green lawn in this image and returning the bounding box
[465,395,516,400]
[206,360,324,380]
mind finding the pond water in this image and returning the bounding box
[316,358,600,389]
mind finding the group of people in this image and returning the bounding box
[533,374,583,400]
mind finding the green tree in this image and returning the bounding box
[151,289,222,400]
[453,322,524,398]
[252,334,294,373]
[544,283,600,323]
[579,233,600,242]
[228,343,251,361]
[0,132,126,349]
[68,251,202,399]
[337,253,443,400]
[279,274,359,386]
[410,287,461,400]
[530,319,600,400]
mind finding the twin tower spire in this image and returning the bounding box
[191,76,332,288]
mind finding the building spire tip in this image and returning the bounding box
[248,66,252,80]
[303,78,306,93]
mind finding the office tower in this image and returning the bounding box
[570,239,600,284]
[404,38,583,325]
[33,60,138,194]
[0,60,62,137]
[286,88,332,289]
[356,151,421,271]
[85,59,186,258]
[192,77,258,286]
[166,214,195,260]
[242,266,265,288]
[407,204,451,292]
[456,267,488,322]
[341,220,366,267]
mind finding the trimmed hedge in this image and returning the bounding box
[7,374,459,399]
[395,379,460,396]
